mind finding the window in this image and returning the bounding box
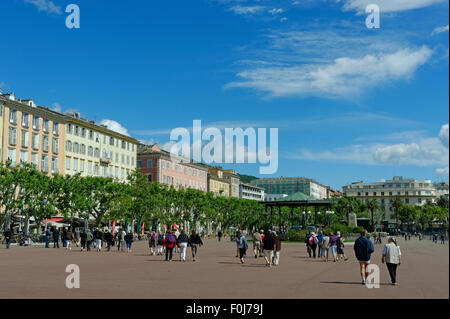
[88,162,92,174]
[405,198,409,204]
[20,130,29,148]
[8,127,17,145]
[81,128,86,138]
[31,153,39,169]
[95,164,99,175]
[147,160,152,168]
[126,156,130,165]
[7,148,16,165]
[127,142,130,151]
[103,134,106,143]
[52,138,59,154]
[73,143,79,153]
[80,161,84,172]
[42,136,49,152]
[418,198,422,204]
[73,158,78,171]
[66,141,72,152]
[74,126,79,136]
[137,160,143,168]
[110,137,114,146]
[41,155,49,173]
[51,157,58,174]
[22,113,29,128]
[115,153,118,163]
[66,157,71,170]
[53,122,60,135]
[43,119,50,133]
[9,109,18,124]
[122,154,125,164]
[95,148,100,158]
[20,150,28,164]
[110,151,113,160]
[121,140,126,149]
[66,123,72,134]
[88,130,93,139]
[81,144,86,155]
[162,161,165,169]
[88,146,93,156]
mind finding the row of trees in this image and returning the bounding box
[0,162,265,234]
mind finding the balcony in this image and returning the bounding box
[100,157,111,164]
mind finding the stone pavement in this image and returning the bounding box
[0,237,448,299]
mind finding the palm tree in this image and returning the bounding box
[392,198,403,234]
[367,199,381,232]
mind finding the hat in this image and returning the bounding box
[268,229,272,233]
[260,229,264,233]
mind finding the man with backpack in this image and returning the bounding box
[157,232,165,255]
[164,230,176,261]
[86,229,93,252]
[262,230,275,267]
[308,232,319,258]
[93,228,103,252]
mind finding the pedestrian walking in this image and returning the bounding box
[337,231,348,261]
[218,230,223,242]
[62,228,68,248]
[177,229,190,262]
[317,231,324,258]
[65,228,73,250]
[321,232,330,262]
[354,229,375,285]
[80,229,87,251]
[3,228,13,249]
[149,231,157,255]
[44,228,51,248]
[104,230,114,252]
[189,230,203,261]
[235,230,241,258]
[117,229,126,252]
[157,232,164,255]
[382,237,402,286]
[164,230,176,261]
[308,232,318,258]
[440,234,445,244]
[273,231,282,266]
[86,229,93,251]
[125,231,134,253]
[263,230,275,267]
[52,228,60,248]
[305,231,312,257]
[329,232,339,262]
[252,230,262,259]
[238,230,249,264]
[94,228,103,252]
[75,229,80,247]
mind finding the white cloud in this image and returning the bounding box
[292,124,449,167]
[51,102,62,113]
[228,5,266,15]
[227,46,433,98]
[436,166,449,176]
[432,24,449,35]
[340,0,445,13]
[99,119,130,137]
[438,124,449,147]
[269,8,284,15]
[24,0,62,14]
[280,17,288,22]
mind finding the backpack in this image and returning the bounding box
[309,236,318,245]
[87,232,93,241]
[167,234,175,246]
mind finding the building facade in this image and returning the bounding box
[239,183,265,201]
[1,93,66,175]
[223,169,241,198]
[343,176,437,222]
[64,112,138,181]
[433,182,449,199]
[137,144,208,191]
[251,177,329,199]
[207,167,230,197]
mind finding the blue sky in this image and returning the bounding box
[0,0,448,189]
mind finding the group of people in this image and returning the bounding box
[149,229,204,262]
[234,229,282,267]
[305,231,348,262]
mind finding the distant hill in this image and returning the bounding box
[239,174,259,184]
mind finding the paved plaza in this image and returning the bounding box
[0,237,448,299]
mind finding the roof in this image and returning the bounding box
[276,192,316,201]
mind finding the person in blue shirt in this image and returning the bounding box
[354,229,375,285]
[317,231,324,258]
[44,228,51,248]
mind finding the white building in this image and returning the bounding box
[343,176,437,222]
[434,182,449,199]
[239,183,265,201]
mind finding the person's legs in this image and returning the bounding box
[169,247,173,261]
[274,251,280,265]
[331,246,337,261]
[324,248,329,261]
[67,240,71,250]
[307,245,311,258]
[312,245,317,258]
[386,263,396,284]
[239,248,246,263]
[359,262,367,283]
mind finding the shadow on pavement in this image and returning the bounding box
[321,281,393,286]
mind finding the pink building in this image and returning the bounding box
[137,144,208,192]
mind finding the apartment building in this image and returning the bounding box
[223,169,241,198]
[137,144,208,191]
[64,112,138,181]
[433,182,449,199]
[251,177,329,199]
[207,167,230,197]
[1,92,66,175]
[239,183,265,201]
[343,176,437,221]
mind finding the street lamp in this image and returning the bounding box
[325,210,335,227]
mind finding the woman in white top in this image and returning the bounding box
[382,237,402,285]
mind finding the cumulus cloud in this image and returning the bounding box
[439,124,449,147]
[99,119,130,137]
[24,0,62,14]
[340,0,445,13]
[432,24,449,35]
[436,166,449,176]
[269,8,284,15]
[227,46,433,98]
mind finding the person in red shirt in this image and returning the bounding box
[164,230,176,261]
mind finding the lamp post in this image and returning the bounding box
[325,210,335,227]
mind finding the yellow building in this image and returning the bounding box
[1,93,66,175]
[223,169,241,198]
[207,166,230,197]
[64,112,139,181]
